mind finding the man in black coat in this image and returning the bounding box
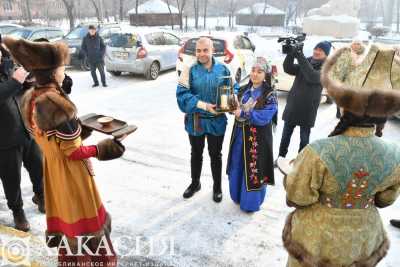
[278,41,331,159]
[0,48,45,232]
[81,25,107,87]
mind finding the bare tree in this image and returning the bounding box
[263,0,268,14]
[176,0,186,30]
[119,0,125,21]
[24,0,32,22]
[194,0,200,29]
[166,0,175,30]
[228,0,238,28]
[88,0,103,22]
[61,0,75,31]
[203,0,208,29]
[383,0,395,26]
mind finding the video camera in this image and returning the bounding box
[278,33,306,54]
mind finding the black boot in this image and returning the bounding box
[390,219,400,229]
[32,193,45,214]
[213,182,222,203]
[92,83,99,88]
[183,182,201,199]
[13,209,30,232]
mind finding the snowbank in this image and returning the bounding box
[237,4,285,15]
[303,15,360,38]
[127,0,179,15]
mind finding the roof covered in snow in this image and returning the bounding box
[237,3,285,15]
[127,0,179,15]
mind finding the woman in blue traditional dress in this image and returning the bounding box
[226,57,278,212]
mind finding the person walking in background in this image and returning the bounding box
[81,25,107,87]
[226,57,278,212]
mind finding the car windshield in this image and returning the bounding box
[109,33,139,48]
[65,27,87,39]
[0,26,18,34]
[8,29,31,39]
[184,38,225,57]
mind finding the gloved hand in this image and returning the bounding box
[96,138,125,161]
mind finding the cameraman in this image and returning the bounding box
[277,41,332,160]
[0,45,44,232]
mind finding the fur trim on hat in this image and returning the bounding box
[282,212,389,267]
[33,91,77,131]
[321,47,400,117]
[2,37,69,71]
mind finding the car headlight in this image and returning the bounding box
[69,47,77,54]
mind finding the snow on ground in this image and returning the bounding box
[0,33,399,266]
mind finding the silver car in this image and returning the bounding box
[105,27,181,80]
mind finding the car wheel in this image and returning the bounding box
[145,61,160,80]
[235,69,242,83]
[109,71,122,76]
[80,57,90,71]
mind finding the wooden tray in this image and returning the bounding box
[80,113,137,139]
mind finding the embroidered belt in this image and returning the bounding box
[320,195,375,209]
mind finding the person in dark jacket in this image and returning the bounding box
[277,41,331,160]
[0,47,44,232]
[81,25,107,87]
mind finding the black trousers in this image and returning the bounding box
[189,134,224,192]
[278,122,311,158]
[0,139,43,211]
[90,61,106,86]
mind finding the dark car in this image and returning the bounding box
[7,26,64,42]
[61,23,122,71]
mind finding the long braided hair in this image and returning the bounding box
[329,111,388,137]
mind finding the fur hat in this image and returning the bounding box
[321,46,400,117]
[2,37,69,71]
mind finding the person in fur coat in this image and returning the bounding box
[2,37,124,266]
[283,44,400,267]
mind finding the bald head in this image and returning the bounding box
[196,37,214,68]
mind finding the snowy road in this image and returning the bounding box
[4,66,400,267]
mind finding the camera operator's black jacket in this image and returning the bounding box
[282,52,324,127]
[0,73,31,150]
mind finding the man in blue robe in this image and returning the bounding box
[176,37,230,203]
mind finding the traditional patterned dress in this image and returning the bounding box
[284,127,400,266]
[226,85,277,212]
[22,86,116,265]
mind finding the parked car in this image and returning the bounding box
[105,27,182,80]
[61,23,122,71]
[7,26,64,42]
[176,33,278,87]
[0,23,23,35]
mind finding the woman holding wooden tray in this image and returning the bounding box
[3,37,124,266]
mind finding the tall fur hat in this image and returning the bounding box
[2,37,69,71]
[321,46,400,117]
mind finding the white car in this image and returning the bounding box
[176,33,259,85]
[105,26,182,80]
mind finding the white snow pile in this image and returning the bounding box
[127,0,179,15]
[237,4,285,16]
[303,15,360,38]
